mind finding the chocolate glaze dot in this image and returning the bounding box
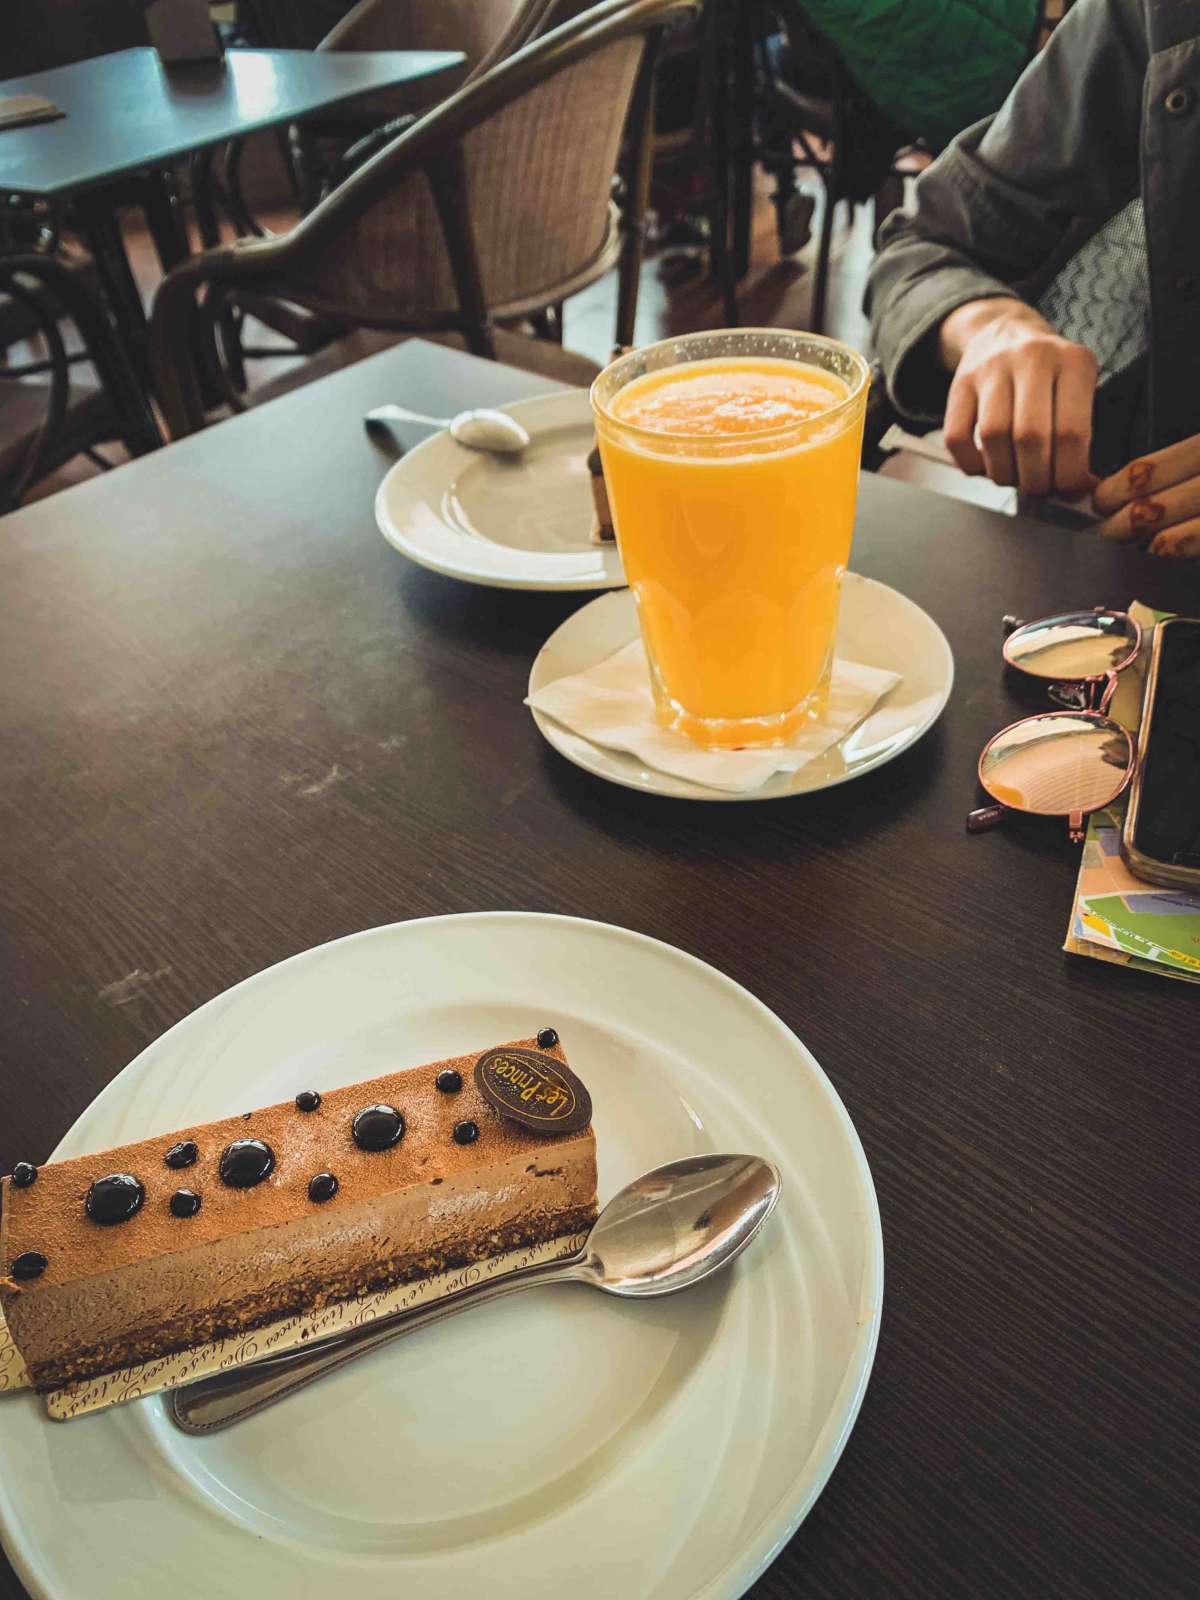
[11,1162,37,1188]
[352,1104,405,1152]
[436,1068,463,1094]
[453,1120,479,1146]
[219,1138,275,1188]
[308,1172,339,1203]
[164,1140,198,1170]
[86,1172,145,1226]
[12,1251,47,1281]
[537,1027,559,1050]
[295,1090,321,1113]
[169,1188,202,1218]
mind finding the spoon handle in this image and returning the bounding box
[167,1251,582,1435]
[369,404,441,427]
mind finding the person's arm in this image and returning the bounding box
[865,0,1148,494]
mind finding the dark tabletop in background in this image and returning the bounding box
[0,47,462,199]
[0,340,1197,1599]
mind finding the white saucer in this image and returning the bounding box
[375,390,626,591]
[528,573,954,800]
[0,913,881,1600]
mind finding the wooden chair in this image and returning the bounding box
[196,3,562,381]
[0,252,161,513]
[151,0,697,438]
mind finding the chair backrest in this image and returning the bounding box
[152,0,696,435]
[321,0,555,84]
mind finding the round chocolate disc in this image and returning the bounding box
[86,1172,145,1225]
[435,1069,463,1094]
[536,1027,560,1050]
[164,1140,198,1170]
[474,1046,592,1136]
[10,1162,37,1188]
[219,1139,275,1188]
[453,1120,479,1146]
[295,1090,321,1113]
[352,1105,405,1152]
[12,1251,47,1280]
[169,1188,202,1218]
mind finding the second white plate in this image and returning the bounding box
[528,573,954,800]
[375,390,626,591]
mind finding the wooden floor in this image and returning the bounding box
[13,166,879,505]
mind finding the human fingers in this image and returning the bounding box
[1050,348,1098,495]
[1149,518,1200,557]
[1096,471,1200,542]
[943,371,985,476]
[976,372,1016,486]
[1012,360,1053,495]
[1093,432,1200,515]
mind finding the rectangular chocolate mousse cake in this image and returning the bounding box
[0,1032,596,1392]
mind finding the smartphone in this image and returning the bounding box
[1121,617,1200,887]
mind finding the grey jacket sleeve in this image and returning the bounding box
[865,0,1149,423]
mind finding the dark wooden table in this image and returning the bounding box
[0,47,461,366]
[1,340,1197,1600]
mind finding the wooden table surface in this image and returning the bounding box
[0,340,1197,1600]
[0,47,462,199]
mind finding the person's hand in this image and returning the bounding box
[938,298,1099,497]
[1093,434,1200,555]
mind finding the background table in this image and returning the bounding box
[1,341,1197,1599]
[0,47,462,366]
[0,48,462,199]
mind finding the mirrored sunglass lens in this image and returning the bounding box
[1005,611,1138,679]
[980,715,1131,816]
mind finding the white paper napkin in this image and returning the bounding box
[527,640,902,794]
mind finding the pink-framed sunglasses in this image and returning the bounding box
[968,607,1143,842]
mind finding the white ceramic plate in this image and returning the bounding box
[375,390,625,591]
[529,573,954,800]
[0,914,881,1600]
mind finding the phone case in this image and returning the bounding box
[1120,618,1200,889]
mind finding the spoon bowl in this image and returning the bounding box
[583,1154,781,1297]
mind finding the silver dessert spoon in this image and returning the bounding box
[168,1153,780,1435]
[364,403,530,455]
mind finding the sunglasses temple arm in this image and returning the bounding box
[966,803,1010,833]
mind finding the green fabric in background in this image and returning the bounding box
[803,0,1041,149]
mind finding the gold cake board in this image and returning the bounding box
[0,1231,586,1421]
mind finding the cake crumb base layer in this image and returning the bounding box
[0,1221,593,1420]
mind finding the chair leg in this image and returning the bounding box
[701,0,739,326]
[190,150,222,249]
[729,0,757,280]
[141,168,191,274]
[616,35,660,351]
[810,175,835,336]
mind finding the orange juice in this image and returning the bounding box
[592,336,869,748]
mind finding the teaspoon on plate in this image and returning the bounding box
[364,403,530,455]
[168,1152,781,1435]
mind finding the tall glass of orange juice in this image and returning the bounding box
[591,330,870,748]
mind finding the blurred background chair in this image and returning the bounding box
[196,2,564,385]
[151,0,696,436]
[0,250,161,512]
